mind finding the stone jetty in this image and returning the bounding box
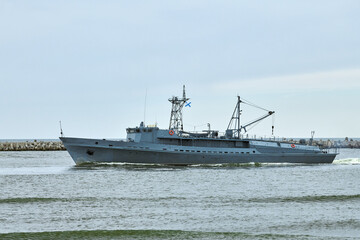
[280,138,360,149]
[0,140,65,151]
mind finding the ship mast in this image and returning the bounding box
[169,85,190,132]
[227,96,242,138]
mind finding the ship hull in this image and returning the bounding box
[61,137,336,165]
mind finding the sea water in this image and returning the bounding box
[0,149,359,239]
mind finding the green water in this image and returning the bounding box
[0,150,359,239]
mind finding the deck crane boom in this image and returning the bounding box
[227,96,275,137]
[240,111,274,133]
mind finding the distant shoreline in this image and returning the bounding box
[0,138,359,151]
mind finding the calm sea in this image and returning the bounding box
[0,149,359,239]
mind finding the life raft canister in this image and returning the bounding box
[169,130,175,136]
[291,144,295,148]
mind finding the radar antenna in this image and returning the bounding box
[169,85,190,132]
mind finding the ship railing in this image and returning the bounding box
[186,132,299,143]
[319,148,339,154]
[240,135,290,142]
[202,132,296,143]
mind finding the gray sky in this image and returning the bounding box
[1,0,359,139]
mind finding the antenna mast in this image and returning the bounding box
[169,85,189,132]
[59,121,64,137]
[144,88,147,126]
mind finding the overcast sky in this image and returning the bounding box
[1,1,359,139]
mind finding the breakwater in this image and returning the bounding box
[0,141,65,151]
[288,138,360,149]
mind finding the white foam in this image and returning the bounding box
[333,158,360,165]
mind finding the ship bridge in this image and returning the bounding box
[126,122,159,143]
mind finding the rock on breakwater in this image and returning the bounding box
[0,141,65,151]
[284,138,360,149]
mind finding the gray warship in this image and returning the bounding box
[60,86,337,165]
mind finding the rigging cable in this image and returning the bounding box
[240,97,270,112]
[272,113,275,136]
[245,121,262,132]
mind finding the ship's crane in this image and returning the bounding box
[227,96,275,138]
[240,111,274,133]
